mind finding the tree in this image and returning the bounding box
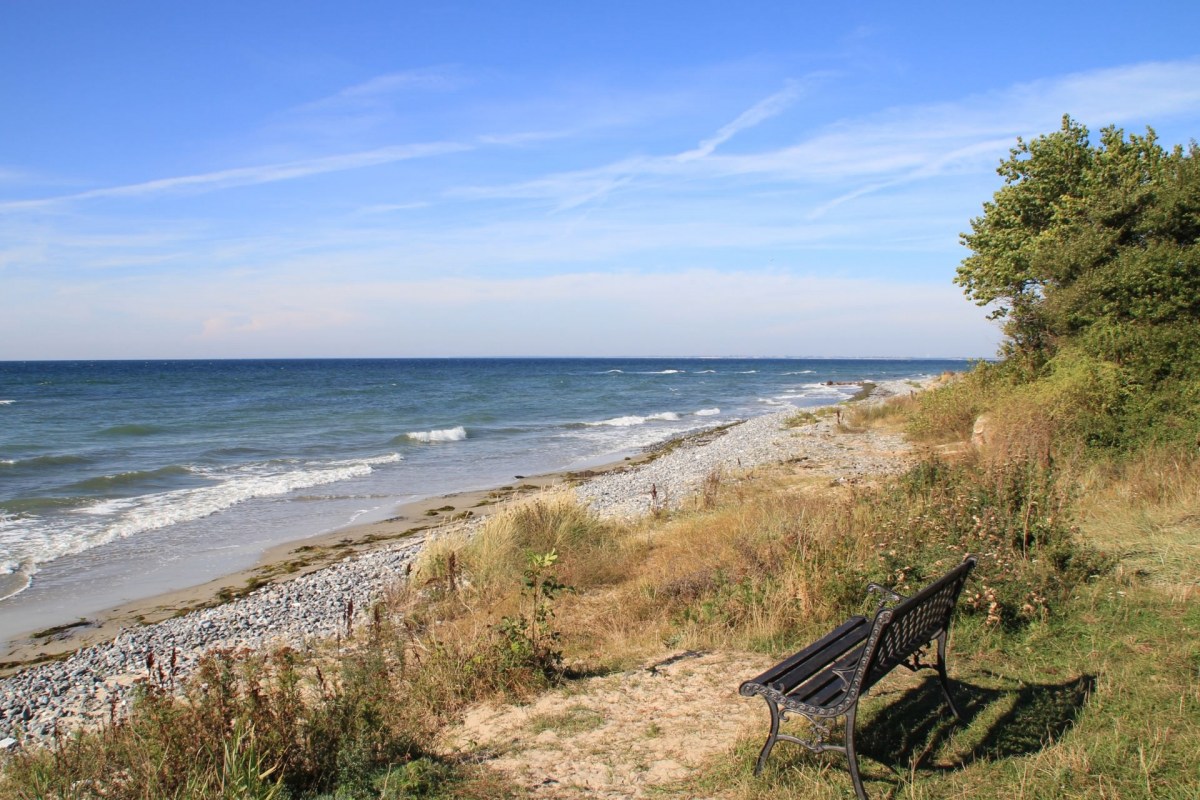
[956,115,1200,373]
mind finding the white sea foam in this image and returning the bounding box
[406,426,467,443]
[0,453,402,584]
[330,453,402,467]
[586,412,681,427]
[783,370,815,375]
[739,370,758,374]
[695,369,716,374]
[799,382,857,398]
[0,562,32,602]
[0,400,14,406]
[694,408,721,416]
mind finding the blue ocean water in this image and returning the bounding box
[0,358,969,638]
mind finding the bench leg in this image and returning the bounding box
[935,632,963,720]
[844,702,869,800]
[753,698,783,775]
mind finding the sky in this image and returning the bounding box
[2,2,1199,360]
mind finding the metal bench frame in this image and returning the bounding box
[739,555,976,800]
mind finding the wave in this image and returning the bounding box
[695,369,717,374]
[0,496,92,514]
[68,464,194,492]
[403,426,467,443]
[328,453,402,467]
[798,382,858,398]
[585,412,681,427]
[694,408,721,416]
[99,423,166,437]
[603,369,624,374]
[739,370,758,374]
[0,453,90,470]
[0,453,403,577]
[204,446,274,458]
[0,400,14,406]
[0,562,33,602]
[784,370,816,375]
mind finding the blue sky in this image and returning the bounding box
[2,2,1199,359]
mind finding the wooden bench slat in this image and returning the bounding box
[795,648,866,707]
[768,623,869,694]
[744,615,868,693]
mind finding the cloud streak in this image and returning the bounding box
[676,80,804,162]
[1,141,472,211]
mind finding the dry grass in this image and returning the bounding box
[1073,446,1200,585]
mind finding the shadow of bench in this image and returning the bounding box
[856,672,1096,777]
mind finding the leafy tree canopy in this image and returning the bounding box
[957,115,1200,370]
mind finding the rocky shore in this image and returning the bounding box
[0,380,921,749]
[578,381,917,518]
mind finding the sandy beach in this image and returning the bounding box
[0,379,922,747]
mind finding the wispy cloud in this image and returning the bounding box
[264,66,473,146]
[4,57,1199,358]
[290,66,469,118]
[452,81,808,210]
[675,80,804,162]
[0,141,472,211]
[335,67,467,99]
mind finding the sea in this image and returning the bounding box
[0,358,970,642]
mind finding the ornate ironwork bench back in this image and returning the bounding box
[739,555,976,800]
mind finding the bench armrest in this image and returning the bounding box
[866,583,905,605]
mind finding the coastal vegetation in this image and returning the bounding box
[2,118,1198,798]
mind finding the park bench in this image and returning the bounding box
[739,555,976,800]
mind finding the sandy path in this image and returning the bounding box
[444,651,773,799]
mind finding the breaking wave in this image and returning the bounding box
[404,426,468,443]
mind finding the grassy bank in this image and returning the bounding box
[2,378,1198,798]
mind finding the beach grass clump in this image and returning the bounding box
[783,410,819,427]
[905,367,1008,444]
[424,491,623,595]
[845,394,914,429]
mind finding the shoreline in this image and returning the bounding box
[0,464,625,672]
[0,379,926,745]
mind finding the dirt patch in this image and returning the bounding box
[442,650,773,798]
